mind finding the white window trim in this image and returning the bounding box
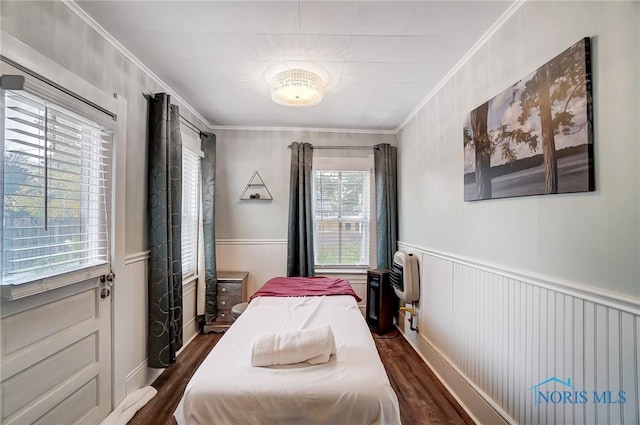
[0,59,117,301]
[179,123,204,287]
[312,151,377,270]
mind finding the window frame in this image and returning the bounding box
[179,123,203,286]
[312,153,376,271]
[0,61,117,300]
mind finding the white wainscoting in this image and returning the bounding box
[215,239,368,313]
[121,251,161,395]
[181,279,200,349]
[119,251,202,396]
[398,242,640,425]
[215,239,288,296]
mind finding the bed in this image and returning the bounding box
[175,277,402,425]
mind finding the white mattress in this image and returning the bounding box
[175,295,401,425]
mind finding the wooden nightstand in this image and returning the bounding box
[204,271,248,333]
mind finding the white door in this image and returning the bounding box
[0,58,119,424]
[0,277,112,425]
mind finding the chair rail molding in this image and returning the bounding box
[124,251,151,265]
[398,242,640,314]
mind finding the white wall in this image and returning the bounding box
[396,2,640,424]
[215,128,394,239]
[398,1,639,297]
[214,129,392,293]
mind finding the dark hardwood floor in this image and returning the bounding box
[128,330,474,425]
[373,331,474,425]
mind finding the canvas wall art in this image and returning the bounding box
[463,37,594,201]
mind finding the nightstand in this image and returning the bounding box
[204,271,248,333]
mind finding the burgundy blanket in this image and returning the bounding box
[249,276,362,302]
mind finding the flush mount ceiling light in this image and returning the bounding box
[271,69,324,107]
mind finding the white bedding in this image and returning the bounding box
[175,295,401,425]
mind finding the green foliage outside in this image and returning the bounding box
[317,241,363,265]
[3,94,101,281]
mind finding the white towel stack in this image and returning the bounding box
[251,325,336,367]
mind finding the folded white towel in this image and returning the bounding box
[251,325,336,367]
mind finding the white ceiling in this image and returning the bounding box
[76,1,513,131]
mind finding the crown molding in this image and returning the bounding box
[62,0,214,131]
[63,0,524,137]
[210,125,396,135]
[395,0,526,134]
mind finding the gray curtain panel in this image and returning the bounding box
[374,144,398,269]
[287,142,315,277]
[200,132,217,323]
[147,93,183,368]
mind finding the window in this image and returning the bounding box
[312,170,371,267]
[180,125,202,281]
[1,90,111,285]
[181,148,200,278]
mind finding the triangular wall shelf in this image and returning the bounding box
[239,171,273,201]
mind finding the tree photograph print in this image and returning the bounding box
[463,38,594,201]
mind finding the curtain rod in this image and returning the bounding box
[286,144,377,150]
[141,91,206,137]
[179,114,206,136]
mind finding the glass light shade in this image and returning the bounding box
[271,69,323,107]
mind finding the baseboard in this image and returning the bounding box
[125,361,162,396]
[124,319,201,396]
[178,318,201,357]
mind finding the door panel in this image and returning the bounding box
[2,291,96,356]
[0,278,111,425]
[32,378,100,425]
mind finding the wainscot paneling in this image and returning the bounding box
[181,279,199,348]
[398,242,640,425]
[215,240,368,313]
[121,251,201,396]
[215,240,288,296]
[122,252,157,394]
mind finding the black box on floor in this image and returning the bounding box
[366,269,398,334]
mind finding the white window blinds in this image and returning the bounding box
[2,90,111,285]
[312,170,370,267]
[181,148,200,278]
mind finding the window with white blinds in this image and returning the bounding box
[181,147,200,278]
[312,170,370,267]
[2,90,111,285]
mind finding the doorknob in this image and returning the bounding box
[101,272,115,283]
[100,287,111,299]
[100,272,115,298]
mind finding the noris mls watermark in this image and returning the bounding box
[528,377,627,406]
